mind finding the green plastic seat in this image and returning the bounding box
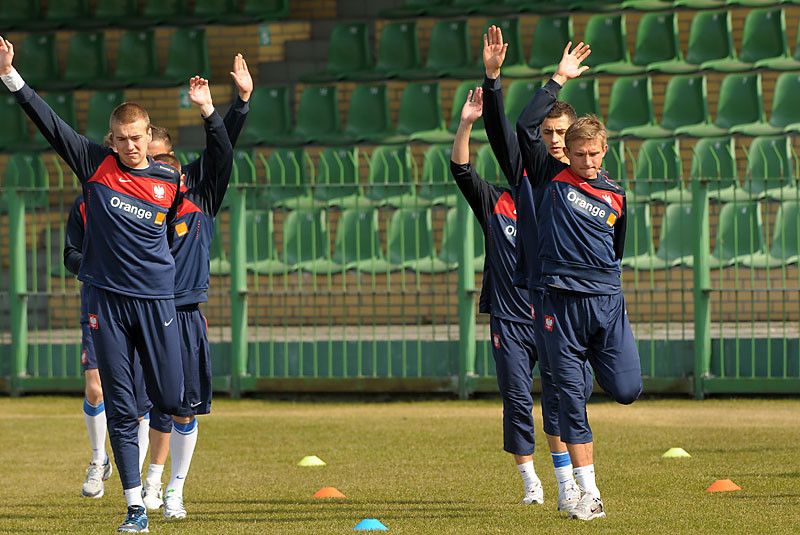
[316,208,385,273]
[363,146,417,207]
[43,0,90,28]
[289,85,342,145]
[620,0,675,9]
[620,203,655,268]
[261,148,314,208]
[379,0,449,18]
[702,9,788,72]
[5,153,48,208]
[300,23,372,83]
[237,86,291,146]
[14,33,58,90]
[475,143,504,186]
[280,209,330,272]
[449,18,526,79]
[758,16,800,70]
[244,209,288,274]
[85,91,125,145]
[594,13,680,75]
[706,202,768,268]
[382,83,447,144]
[582,15,629,74]
[623,75,709,138]
[438,207,485,272]
[603,140,627,184]
[398,20,472,79]
[192,0,239,23]
[689,137,740,202]
[174,150,201,166]
[743,201,800,267]
[339,84,394,144]
[676,73,763,137]
[429,0,497,15]
[605,77,654,138]
[421,80,484,144]
[313,147,362,207]
[673,0,723,7]
[0,94,30,150]
[238,0,289,20]
[106,30,160,88]
[92,0,140,26]
[632,138,688,202]
[220,150,258,210]
[648,11,733,73]
[61,32,109,89]
[141,0,190,24]
[503,79,541,126]
[504,16,572,78]
[355,21,421,81]
[0,0,40,31]
[29,93,77,150]
[559,78,601,120]
[732,72,800,136]
[383,208,449,272]
[209,214,230,275]
[419,144,458,206]
[741,136,796,200]
[157,29,210,86]
[629,203,694,269]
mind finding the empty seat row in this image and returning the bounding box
[0,0,288,31]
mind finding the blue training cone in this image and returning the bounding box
[354,519,388,531]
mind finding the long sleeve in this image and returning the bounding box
[223,96,249,149]
[63,195,85,276]
[515,79,565,189]
[482,75,524,191]
[450,160,496,232]
[189,110,234,217]
[614,196,627,260]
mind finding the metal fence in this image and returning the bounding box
[1,137,799,399]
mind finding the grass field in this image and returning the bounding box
[2,396,800,534]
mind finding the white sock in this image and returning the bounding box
[83,399,107,464]
[551,450,574,488]
[146,463,164,487]
[574,464,600,498]
[137,414,150,475]
[166,418,198,497]
[124,485,145,508]
[517,460,540,489]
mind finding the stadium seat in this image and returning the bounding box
[363,146,417,207]
[620,203,655,268]
[261,148,314,208]
[497,0,572,13]
[244,209,287,274]
[604,76,654,138]
[434,80,486,144]
[354,21,421,81]
[141,0,190,24]
[300,22,372,83]
[582,15,629,74]
[319,207,385,272]
[92,0,140,26]
[706,202,768,268]
[593,13,680,75]
[209,218,230,275]
[742,201,800,267]
[5,153,48,208]
[28,93,77,150]
[151,29,210,87]
[383,208,449,272]
[628,203,694,270]
[104,30,160,88]
[236,86,291,146]
[603,140,627,184]
[43,0,91,28]
[379,0,449,18]
[689,137,740,202]
[449,18,526,79]
[675,73,763,137]
[632,138,688,203]
[430,0,497,15]
[623,75,709,138]
[313,147,362,207]
[559,78,601,120]
[741,136,796,200]
[60,32,109,89]
[418,144,458,206]
[702,9,789,72]
[732,72,800,136]
[174,150,201,165]
[0,0,41,31]
[673,0,723,7]
[504,16,572,78]
[757,16,800,70]
[230,149,259,189]
[85,91,125,145]
[280,209,330,271]
[0,94,31,151]
[397,20,472,79]
[237,0,289,21]
[338,84,394,144]
[290,85,343,145]
[438,207,485,272]
[192,0,239,23]
[620,0,673,9]
[475,143,503,186]
[383,83,447,144]
[14,33,58,90]
[503,79,541,126]
[648,11,732,74]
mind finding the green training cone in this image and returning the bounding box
[662,447,691,458]
[297,455,327,467]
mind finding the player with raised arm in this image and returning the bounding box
[480,25,587,512]
[516,42,643,521]
[450,88,547,505]
[1,35,187,533]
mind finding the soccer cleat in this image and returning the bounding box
[82,458,112,498]
[117,505,149,533]
[163,490,187,519]
[568,493,606,521]
[522,480,544,504]
[557,480,581,512]
[141,481,163,510]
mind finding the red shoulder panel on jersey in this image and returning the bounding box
[553,168,623,215]
[176,196,202,219]
[493,191,517,220]
[87,155,177,209]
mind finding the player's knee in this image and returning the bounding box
[612,383,642,405]
[172,415,194,425]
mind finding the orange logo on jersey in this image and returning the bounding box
[154,212,166,226]
[89,314,99,330]
[175,221,188,237]
[606,213,617,227]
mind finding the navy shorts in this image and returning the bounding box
[150,305,213,432]
[541,289,642,444]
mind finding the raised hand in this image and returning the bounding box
[188,76,214,118]
[229,54,252,102]
[0,36,15,76]
[483,25,508,79]
[552,41,591,86]
[460,87,483,125]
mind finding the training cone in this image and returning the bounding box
[297,455,326,467]
[313,487,346,498]
[662,447,691,458]
[706,479,742,492]
[354,519,388,531]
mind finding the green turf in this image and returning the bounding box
[2,397,800,534]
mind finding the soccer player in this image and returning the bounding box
[140,56,249,516]
[450,88,548,505]
[64,193,153,499]
[480,25,587,512]
[516,42,643,520]
[1,35,186,533]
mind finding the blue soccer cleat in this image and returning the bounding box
[117,505,149,533]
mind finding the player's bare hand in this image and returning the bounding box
[553,41,590,85]
[189,76,214,117]
[0,36,15,76]
[483,26,508,79]
[229,54,252,102]
[460,87,483,125]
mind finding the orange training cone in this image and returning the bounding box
[706,479,742,492]
[313,486,347,498]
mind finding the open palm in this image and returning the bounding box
[483,26,508,77]
[460,87,483,125]
[555,41,591,81]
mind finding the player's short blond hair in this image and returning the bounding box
[109,102,150,129]
[154,153,181,173]
[564,114,607,149]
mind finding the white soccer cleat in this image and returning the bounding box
[163,490,187,519]
[568,493,606,520]
[142,481,163,510]
[557,480,581,512]
[82,459,112,498]
[522,480,544,504]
